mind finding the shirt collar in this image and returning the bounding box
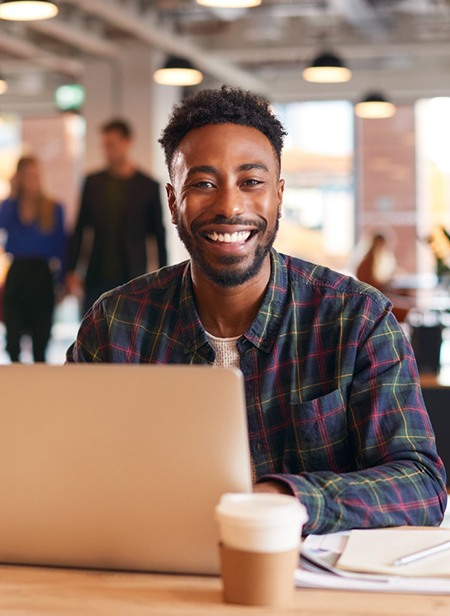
[179,249,288,356]
[243,249,288,353]
[179,263,212,358]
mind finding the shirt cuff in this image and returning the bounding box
[257,473,327,534]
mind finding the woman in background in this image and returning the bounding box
[356,232,412,323]
[0,156,66,362]
[356,232,396,293]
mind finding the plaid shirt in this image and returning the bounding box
[67,249,447,534]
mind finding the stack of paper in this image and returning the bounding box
[296,528,450,594]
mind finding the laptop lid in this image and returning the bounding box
[0,364,252,574]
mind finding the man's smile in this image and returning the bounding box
[200,228,256,244]
[195,218,265,252]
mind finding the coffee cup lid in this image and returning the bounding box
[216,493,308,526]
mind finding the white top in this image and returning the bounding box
[205,331,240,369]
[206,331,256,481]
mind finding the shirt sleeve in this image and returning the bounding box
[66,301,109,362]
[0,199,13,231]
[52,203,67,283]
[146,182,167,268]
[67,178,91,274]
[258,310,448,535]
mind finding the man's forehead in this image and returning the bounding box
[103,131,130,142]
[180,122,269,142]
[174,123,277,164]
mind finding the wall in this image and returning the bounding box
[355,106,417,275]
[21,113,84,230]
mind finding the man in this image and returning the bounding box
[67,86,447,535]
[67,118,167,313]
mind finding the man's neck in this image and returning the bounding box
[108,160,136,179]
[191,258,271,338]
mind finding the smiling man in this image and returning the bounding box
[67,85,447,535]
[168,122,282,293]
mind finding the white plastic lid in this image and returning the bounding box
[215,493,308,526]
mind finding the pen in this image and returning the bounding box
[392,539,450,567]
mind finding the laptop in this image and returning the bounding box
[0,364,252,574]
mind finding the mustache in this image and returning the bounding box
[192,215,267,234]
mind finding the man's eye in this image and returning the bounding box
[243,179,263,186]
[192,181,215,189]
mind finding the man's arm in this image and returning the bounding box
[257,311,447,535]
[66,301,108,363]
[51,203,67,287]
[66,177,92,294]
[146,182,167,268]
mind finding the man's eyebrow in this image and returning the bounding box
[186,165,218,178]
[186,162,270,178]
[238,163,269,173]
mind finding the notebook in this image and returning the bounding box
[0,364,252,574]
[336,528,450,578]
[297,529,450,594]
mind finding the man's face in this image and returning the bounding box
[101,130,131,169]
[166,123,284,288]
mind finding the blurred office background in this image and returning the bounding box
[1,0,450,367]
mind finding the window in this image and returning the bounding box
[273,101,354,272]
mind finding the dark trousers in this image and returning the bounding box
[3,259,55,362]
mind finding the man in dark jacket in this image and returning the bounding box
[67,118,167,313]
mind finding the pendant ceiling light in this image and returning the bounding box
[303,51,352,83]
[196,0,261,7]
[355,92,396,119]
[153,56,203,87]
[0,0,58,21]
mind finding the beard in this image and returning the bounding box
[174,213,279,287]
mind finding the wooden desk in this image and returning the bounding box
[0,566,448,616]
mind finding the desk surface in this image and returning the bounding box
[0,566,448,616]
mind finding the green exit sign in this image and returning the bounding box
[54,84,85,112]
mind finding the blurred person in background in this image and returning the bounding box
[356,232,396,293]
[0,156,66,362]
[66,118,167,314]
[356,232,412,322]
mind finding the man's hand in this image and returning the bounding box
[253,480,293,495]
[65,272,84,299]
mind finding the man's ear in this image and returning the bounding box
[277,178,285,219]
[166,184,177,224]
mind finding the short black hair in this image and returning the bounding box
[101,118,133,139]
[159,85,287,178]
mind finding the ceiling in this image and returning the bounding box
[1,0,450,114]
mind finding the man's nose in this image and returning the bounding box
[211,185,245,217]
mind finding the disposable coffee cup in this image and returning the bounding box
[215,493,308,606]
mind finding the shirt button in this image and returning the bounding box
[251,440,265,456]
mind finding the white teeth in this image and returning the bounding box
[206,231,251,243]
